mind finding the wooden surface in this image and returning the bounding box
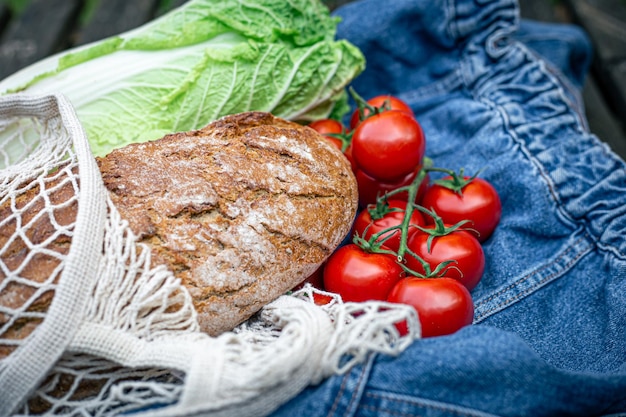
[0,0,624,157]
[75,0,160,46]
[568,0,626,120]
[0,0,81,78]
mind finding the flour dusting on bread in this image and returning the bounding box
[97,112,358,335]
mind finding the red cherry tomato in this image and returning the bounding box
[421,176,502,242]
[311,292,335,306]
[308,119,343,135]
[406,227,485,291]
[352,110,425,182]
[343,144,358,173]
[387,277,474,338]
[350,95,414,130]
[352,200,425,252]
[323,244,404,302]
[355,165,429,208]
[308,119,345,151]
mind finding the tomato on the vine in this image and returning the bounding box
[323,244,403,302]
[308,118,343,135]
[350,95,414,129]
[405,226,485,291]
[387,277,474,338]
[308,118,346,151]
[351,110,425,182]
[343,144,357,173]
[352,199,425,252]
[355,165,429,208]
[422,176,501,242]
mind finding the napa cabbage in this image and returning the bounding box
[0,0,365,156]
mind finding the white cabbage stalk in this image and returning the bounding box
[0,0,365,156]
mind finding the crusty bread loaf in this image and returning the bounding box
[98,112,357,335]
[0,165,77,358]
[0,111,357,352]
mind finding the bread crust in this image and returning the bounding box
[97,112,358,335]
[1,112,357,344]
[0,166,77,358]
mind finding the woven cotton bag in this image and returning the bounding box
[0,93,419,417]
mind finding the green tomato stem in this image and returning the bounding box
[349,86,386,123]
[324,129,353,152]
[355,164,476,279]
[394,168,427,260]
[427,166,483,195]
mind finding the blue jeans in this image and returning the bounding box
[272,0,626,415]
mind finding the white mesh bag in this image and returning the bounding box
[0,93,420,417]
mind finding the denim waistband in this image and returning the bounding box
[460,17,626,259]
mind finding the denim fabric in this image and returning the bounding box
[271,0,626,415]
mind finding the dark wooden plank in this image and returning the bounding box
[607,63,626,123]
[583,74,626,158]
[0,0,82,80]
[564,0,626,123]
[0,5,10,38]
[75,0,161,46]
[566,0,626,62]
[519,0,572,22]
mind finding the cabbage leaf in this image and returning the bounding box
[0,0,365,156]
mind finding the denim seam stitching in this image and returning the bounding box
[326,355,374,417]
[361,391,500,417]
[326,371,350,417]
[455,34,622,318]
[402,70,464,104]
[519,42,588,133]
[359,404,477,417]
[466,38,626,259]
[477,234,584,305]
[462,40,576,223]
[474,233,592,321]
[344,358,370,415]
[490,42,626,260]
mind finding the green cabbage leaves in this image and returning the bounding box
[0,0,365,156]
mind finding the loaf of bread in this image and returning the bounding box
[97,111,357,335]
[0,167,77,358]
[1,111,357,352]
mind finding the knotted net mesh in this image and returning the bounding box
[0,93,420,417]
